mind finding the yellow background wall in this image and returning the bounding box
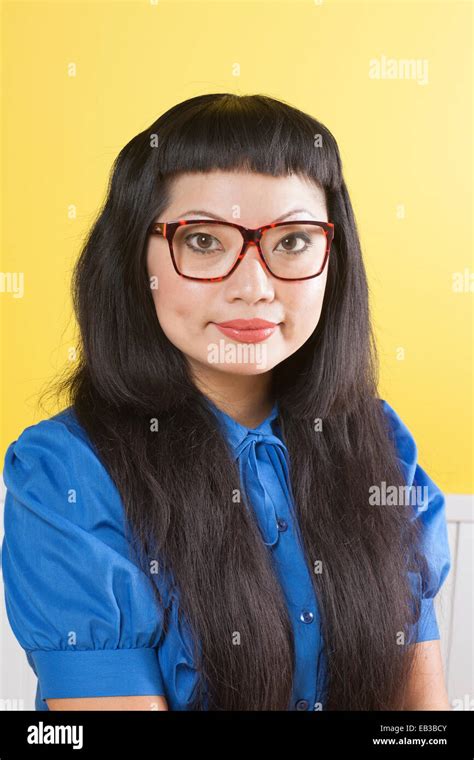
[1,0,472,492]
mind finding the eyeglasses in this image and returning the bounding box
[148,219,335,281]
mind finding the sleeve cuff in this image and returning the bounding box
[28,647,167,702]
[412,597,441,643]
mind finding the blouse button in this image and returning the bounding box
[300,610,314,624]
[277,518,288,532]
[295,699,309,711]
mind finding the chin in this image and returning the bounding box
[211,360,276,375]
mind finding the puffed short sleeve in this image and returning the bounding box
[381,400,452,643]
[1,415,167,704]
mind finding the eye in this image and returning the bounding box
[184,233,223,254]
[274,233,312,254]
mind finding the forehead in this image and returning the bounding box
[164,170,327,218]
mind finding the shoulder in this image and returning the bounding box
[4,406,97,471]
[378,398,448,529]
[2,407,124,536]
[378,398,419,486]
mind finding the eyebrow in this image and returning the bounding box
[174,208,319,223]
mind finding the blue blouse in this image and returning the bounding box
[1,399,451,711]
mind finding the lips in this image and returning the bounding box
[213,318,280,343]
[216,319,278,330]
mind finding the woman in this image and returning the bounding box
[1,93,451,711]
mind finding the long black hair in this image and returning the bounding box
[40,93,427,710]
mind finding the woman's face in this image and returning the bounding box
[146,170,330,379]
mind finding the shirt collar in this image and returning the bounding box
[204,397,281,455]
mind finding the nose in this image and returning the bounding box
[224,241,274,301]
[238,241,268,272]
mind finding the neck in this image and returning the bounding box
[188,360,274,429]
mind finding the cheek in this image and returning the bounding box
[147,253,210,347]
[280,273,328,343]
[155,284,206,340]
[148,247,188,323]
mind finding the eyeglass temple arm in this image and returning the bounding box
[150,222,166,236]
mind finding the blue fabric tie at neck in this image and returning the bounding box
[204,398,293,547]
[234,432,291,546]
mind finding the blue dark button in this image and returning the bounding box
[300,610,314,623]
[295,699,309,711]
[277,518,288,532]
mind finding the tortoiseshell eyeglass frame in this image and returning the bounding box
[148,219,335,282]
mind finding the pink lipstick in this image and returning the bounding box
[213,318,280,343]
